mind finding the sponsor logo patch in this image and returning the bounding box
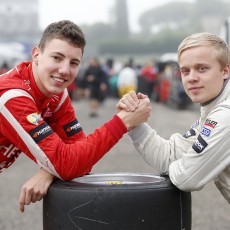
[29,123,54,143]
[63,119,82,137]
[204,118,217,128]
[27,113,42,125]
[183,128,196,138]
[191,120,199,129]
[192,135,208,154]
[201,126,211,137]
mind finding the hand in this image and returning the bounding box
[117,91,148,112]
[117,97,152,130]
[19,168,54,212]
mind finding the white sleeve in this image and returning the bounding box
[170,105,230,191]
[128,123,195,175]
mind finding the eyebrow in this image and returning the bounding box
[51,51,81,63]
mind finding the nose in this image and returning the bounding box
[58,61,70,75]
[188,69,198,82]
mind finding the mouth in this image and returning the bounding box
[52,76,67,84]
[188,86,203,94]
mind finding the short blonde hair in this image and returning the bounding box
[178,32,230,69]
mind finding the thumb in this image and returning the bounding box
[137,92,148,99]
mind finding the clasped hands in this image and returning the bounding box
[117,91,152,130]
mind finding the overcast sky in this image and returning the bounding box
[38,0,195,32]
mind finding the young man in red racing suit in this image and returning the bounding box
[0,20,151,212]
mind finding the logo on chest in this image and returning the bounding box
[43,107,53,118]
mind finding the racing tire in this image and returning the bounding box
[43,173,191,230]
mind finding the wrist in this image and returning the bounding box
[40,168,54,180]
[117,110,133,130]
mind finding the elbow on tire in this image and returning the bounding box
[57,167,92,181]
[173,179,204,192]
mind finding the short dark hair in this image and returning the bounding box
[38,20,86,54]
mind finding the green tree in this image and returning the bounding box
[138,0,230,36]
[80,0,230,56]
[138,2,193,37]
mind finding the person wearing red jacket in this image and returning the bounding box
[0,20,151,212]
[139,61,158,98]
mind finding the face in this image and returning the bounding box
[179,46,229,104]
[32,39,82,97]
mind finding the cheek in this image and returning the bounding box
[70,69,78,79]
[206,76,223,97]
[181,78,190,95]
[213,79,224,92]
[37,65,48,79]
[181,77,187,88]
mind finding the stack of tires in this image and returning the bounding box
[43,173,191,230]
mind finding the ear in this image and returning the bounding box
[31,46,40,64]
[223,64,230,80]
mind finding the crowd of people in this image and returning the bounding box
[68,55,180,117]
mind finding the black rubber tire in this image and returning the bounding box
[43,174,191,230]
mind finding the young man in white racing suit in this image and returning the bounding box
[117,32,230,204]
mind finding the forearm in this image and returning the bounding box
[129,123,188,174]
[37,115,127,180]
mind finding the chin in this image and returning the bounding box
[190,97,201,104]
[47,88,63,96]
[192,98,207,104]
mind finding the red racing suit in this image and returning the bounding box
[0,62,127,180]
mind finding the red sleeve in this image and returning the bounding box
[52,115,127,180]
[1,93,127,180]
[46,95,86,143]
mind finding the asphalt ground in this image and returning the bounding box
[0,97,229,230]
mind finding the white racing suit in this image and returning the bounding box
[129,78,230,204]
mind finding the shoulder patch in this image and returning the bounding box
[204,118,217,128]
[191,120,199,129]
[183,128,196,138]
[29,122,54,143]
[201,126,211,137]
[27,113,42,125]
[192,134,208,154]
[63,119,83,137]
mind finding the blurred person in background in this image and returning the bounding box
[118,32,230,204]
[67,79,77,100]
[117,58,138,98]
[74,59,88,100]
[139,60,158,99]
[0,62,10,75]
[0,20,151,213]
[104,58,119,98]
[83,57,109,117]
